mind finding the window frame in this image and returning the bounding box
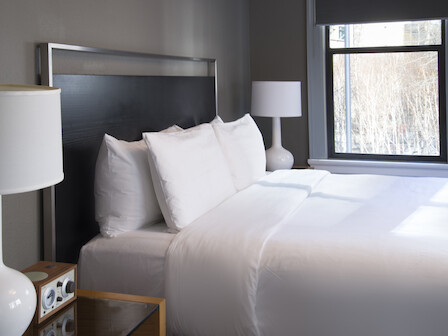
[325,21,447,162]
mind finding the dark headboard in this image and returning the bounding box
[38,44,217,263]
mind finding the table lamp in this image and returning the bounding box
[251,81,302,171]
[0,84,63,335]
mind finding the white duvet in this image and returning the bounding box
[165,170,448,336]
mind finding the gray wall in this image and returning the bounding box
[1,0,250,269]
[249,0,309,166]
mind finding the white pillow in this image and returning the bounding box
[95,126,180,237]
[211,114,266,190]
[143,123,236,231]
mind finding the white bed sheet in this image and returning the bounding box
[78,169,448,336]
[257,173,448,336]
[78,222,175,298]
[165,170,448,336]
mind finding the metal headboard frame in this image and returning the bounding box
[37,43,218,261]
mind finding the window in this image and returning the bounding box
[326,20,446,162]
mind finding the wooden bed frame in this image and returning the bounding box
[37,43,218,263]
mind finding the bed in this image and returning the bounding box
[39,43,448,336]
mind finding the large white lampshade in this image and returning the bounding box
[251,81,301,171]
[0,84,63,336]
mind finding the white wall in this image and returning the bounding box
[0,0,250,269]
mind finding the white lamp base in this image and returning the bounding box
[265,117,294,171]
[0,264,37,335]
[0,195,37,336]
[266,145,294,171]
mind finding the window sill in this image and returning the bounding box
[308,159,448,177]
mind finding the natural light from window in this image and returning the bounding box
[330,20,442,157]
[330,20,442,48]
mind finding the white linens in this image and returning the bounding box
[143,123,236,231]
[165,170,448,336]
[95,135,163,237]
[165,169,330,335]
[211,114,266,191]
[257,173,448,336]
[78,222,175,298]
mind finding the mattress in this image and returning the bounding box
[78,222,175,298]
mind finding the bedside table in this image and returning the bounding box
[24,289,166,336]
[292,165,314,169]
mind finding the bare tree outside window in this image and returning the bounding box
[329,21,444,158]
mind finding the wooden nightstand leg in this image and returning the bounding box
[158,299,166,336]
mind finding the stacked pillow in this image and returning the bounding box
[95,114,266,235]
[211,114,266,191]
[94,126,181,237]
[143,123,236,231]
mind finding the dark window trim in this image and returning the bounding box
[326,21,447,163]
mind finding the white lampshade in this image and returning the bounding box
[0,84,63,195]
[251,81,302,118]
[0,84,63,336]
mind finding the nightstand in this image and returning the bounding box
[292,165,314,169]
[24,289,166,336]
